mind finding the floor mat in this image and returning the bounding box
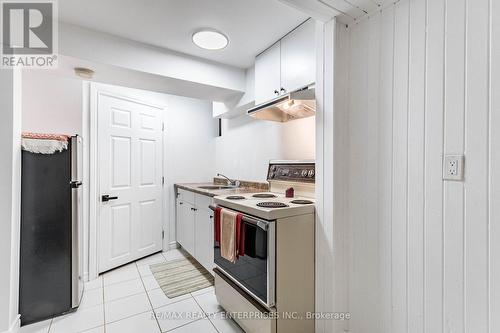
[150,255,214,298]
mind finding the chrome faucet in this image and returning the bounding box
[217,173,240,187]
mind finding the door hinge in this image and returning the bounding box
[162,122,165,132]
[162,176,165,186]
[162,230,165,239]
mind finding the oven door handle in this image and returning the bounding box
[209,205,271,231]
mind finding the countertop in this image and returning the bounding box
[174,182,266,198]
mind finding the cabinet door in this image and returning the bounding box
[194,208,215,273]
[254,41,281,105]
[176,200,187,249]
[280,19,316,93]
[176,200,195,255]
[177,188,195,204]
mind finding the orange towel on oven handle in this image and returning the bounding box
[214,207,245,260]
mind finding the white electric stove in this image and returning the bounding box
[212,160,315,333]
[213,160,315,220]
[214,192,314,220]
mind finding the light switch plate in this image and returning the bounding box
[443,154,464,181]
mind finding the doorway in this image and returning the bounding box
[89,84,165,274]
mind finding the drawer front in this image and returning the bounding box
[177,188,195,204]
[214,269,276,333]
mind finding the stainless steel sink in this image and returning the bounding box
[198,185,235,190]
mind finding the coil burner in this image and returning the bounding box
[256,202,289,208]
[290,199,314,205]
[226,196,245,200]
[252,193,277,198]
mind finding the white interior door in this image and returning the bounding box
[98,93,163,273]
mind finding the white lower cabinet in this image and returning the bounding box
[176,191,214,273]
[195,207,215,272]
[176,200,195,255]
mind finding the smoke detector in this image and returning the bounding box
[74,67,95,79]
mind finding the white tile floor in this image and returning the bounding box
[19,249,244,333]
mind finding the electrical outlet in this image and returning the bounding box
[443,154,464,181]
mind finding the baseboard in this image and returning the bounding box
[168,241,179,250]
[1,314,20,333]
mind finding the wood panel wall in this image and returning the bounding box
[336,0,499,331]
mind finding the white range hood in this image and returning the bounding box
[247,86,315,122]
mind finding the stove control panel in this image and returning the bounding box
[267,161,315,183]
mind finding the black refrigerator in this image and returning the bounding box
[19,135,84,325]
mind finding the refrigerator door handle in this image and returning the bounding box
[70,135,84,309]
[70,181,82,188]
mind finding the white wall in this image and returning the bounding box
[314,18,341,333]
[215,117,283,182]
[0,69,22,333]
[338,0,500,331]
[22,71,83,135]
[281,116,316,160]
[164,95,216,246]
[215,116,315,182]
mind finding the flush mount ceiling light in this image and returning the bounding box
[192,29,228,50]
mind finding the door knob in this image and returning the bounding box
[274,89,279,95]
[280,87,286,93]
[102,194,118,202]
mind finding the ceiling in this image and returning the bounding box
[320,0,395,22]
[58,0,308,69]
[277,0,396,24]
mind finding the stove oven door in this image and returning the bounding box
[213,208,276,308]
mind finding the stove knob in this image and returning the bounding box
[269,171,275,179]
[271,165,277,172]
[307,170,315,178]
[301,170,308,177]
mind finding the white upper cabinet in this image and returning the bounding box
[280,19,316,94]
[254,19,315,105]
[255,42,281,105]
